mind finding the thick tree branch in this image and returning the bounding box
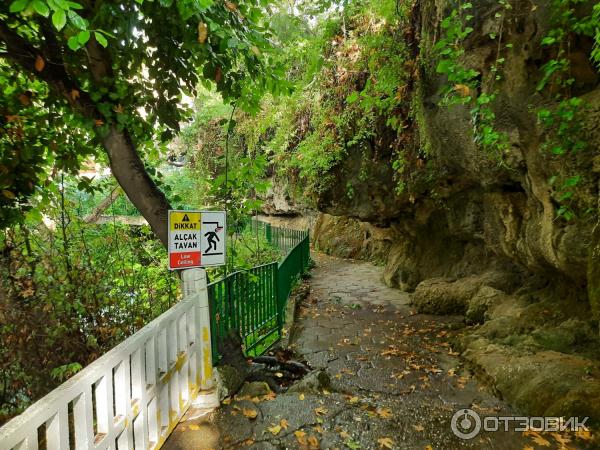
[0,18,172,248]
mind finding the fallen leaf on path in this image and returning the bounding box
[413,424,424,432]
[314,406,328,416]
[377,437,394,448]
[424,446,434,450]
[268,424,282,435]
[242,408,257,419]
[549,432,571,446]
[531,434,551,447]
[523,446,534,450]
[307,435,320,448]
[263,391,277,401]
[348,396,359,404]
[295,430,308,445]
[575,429,592,441]
[299,393,305,400]
[339,430,350,439]
[280,419,289,429]
[376,407,393,419]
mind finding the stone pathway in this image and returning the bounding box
[164,254,591,450]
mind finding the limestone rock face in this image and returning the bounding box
[310,0,599,298]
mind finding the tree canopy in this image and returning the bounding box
[0,0,290,243]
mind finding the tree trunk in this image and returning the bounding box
[101,126,171,247]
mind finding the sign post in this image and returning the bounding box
[168,210,226,409]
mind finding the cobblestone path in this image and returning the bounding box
[165,254,584,450]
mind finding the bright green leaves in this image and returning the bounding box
[67,9,87,30]
[10,0,89,34]
[32,0,50,16]
[52,8,66,30]
[433,6,479,107]
[434,1,512,161]
[534,0,595,221]
[94,31,108,47]
[9,0,29,13]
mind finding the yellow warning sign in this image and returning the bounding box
[169,211,201,231]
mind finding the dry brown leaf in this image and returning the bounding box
[70,89,80,101]
[348,396,359,404]
[299,393,305,400]
[575,429,592,441]
[18,93,30,105]
[531,434,551,447]
[242,408,257,419]
[263,391,277,401]
[453,84,471,97]
[378,437,394,448]
[424,446,434,450]
[376,407,393,419]
[198,22,208,43]
[413,424,425,432]
[339,430,350,439]
[295,430,308,446]
[280,419,289,429]
[35,55,45,72]
[224,1,238,12]
[314,407,328,416]
[307,435,319,449]
[522,446,534,450]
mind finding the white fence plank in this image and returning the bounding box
[0,268,216,450]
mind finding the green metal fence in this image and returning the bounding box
[208,220,310,359]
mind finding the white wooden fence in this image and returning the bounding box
[0,269,218,450]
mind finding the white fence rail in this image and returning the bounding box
[0,269,217,450]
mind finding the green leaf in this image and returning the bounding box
[68,10,88,29]
[9,0,29,13]
[346,91,359,104]
[94,31,108,47]
[32,0,50,16]
[541,36,556,46]
[67,35,80,50]
[52,9,66,30]
[77,30,90,45]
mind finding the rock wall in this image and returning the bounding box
[308,0,600,422]
[315,0,599,295]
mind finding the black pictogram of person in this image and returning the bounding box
[204,226,222,253]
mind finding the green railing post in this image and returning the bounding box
[266,223,272,244]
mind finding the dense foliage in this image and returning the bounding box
[174,0,415,204]
[0,0,289,232]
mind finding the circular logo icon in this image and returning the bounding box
[451,408,482,440]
